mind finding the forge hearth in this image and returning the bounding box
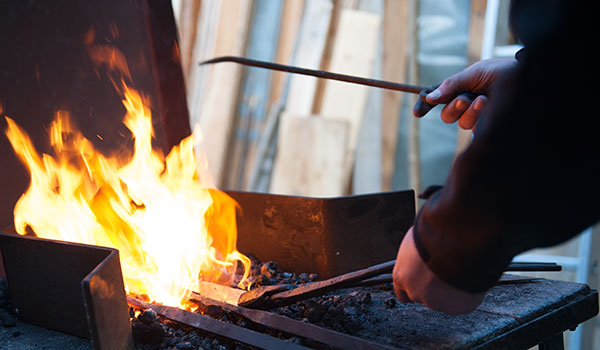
[1,228,599,350]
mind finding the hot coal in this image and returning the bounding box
[129,307,253,350]
[244,256,318,288]
[246,260,404,337]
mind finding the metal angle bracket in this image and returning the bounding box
[0,231,133,350]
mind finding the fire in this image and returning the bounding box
[4,83,250,308]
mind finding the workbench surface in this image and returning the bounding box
[0,277,597,350]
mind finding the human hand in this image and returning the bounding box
[392,226,485,315]
[413,58,517,130]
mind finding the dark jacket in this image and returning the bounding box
[413,0,599,293]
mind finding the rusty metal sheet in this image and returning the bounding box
[225,190,415,279]
[0,231,133,350]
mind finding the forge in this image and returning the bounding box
[0,1,598,350]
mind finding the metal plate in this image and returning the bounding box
[0,232,132,350]
[225,190,415,278]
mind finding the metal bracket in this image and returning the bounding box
[0,232,133,350]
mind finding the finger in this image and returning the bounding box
[395,288,411,304]
[440,94,473,124]
[393,278,412,303]
[458,96,487,130]
[413,90,436,117]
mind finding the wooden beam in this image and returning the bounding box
[224,0,283,190]
[190,0,253,187]
[173,0,201,80]
[284,0,332,116]
[267,0,306,109]
[319,9,381,193]
[456,0,487,158]
[310,0,345,115]
[381,0,410,191]
[406,0,421,195]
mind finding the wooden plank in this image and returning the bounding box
[381,0,410,191]
[267,0,305,109]
[310,0,344,114]
[319,9,381,192]
[173,0,201,80]
[353,0,384,194]
[186,0,220,107]
[406,0,421,196]
[466,0,488,65]
[190,0,253,187]
[455,0,487,158]
[224,0,283,190]
[284,0,332,116]
[270,114,349,197]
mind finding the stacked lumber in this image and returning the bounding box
[173,0,417,197]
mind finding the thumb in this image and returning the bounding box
[426,72,472,105]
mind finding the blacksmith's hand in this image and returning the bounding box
[392,226,485,315]
[413,58,517,130]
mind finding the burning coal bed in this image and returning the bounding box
[128,256,400,350]
[1,257,400,350]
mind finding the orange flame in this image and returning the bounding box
[4,83,250,308]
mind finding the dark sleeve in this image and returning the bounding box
[413,1,600,294]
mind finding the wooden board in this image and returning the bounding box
[353,0,384,194]
[224,0,284,190]
[270,114,349,197]
[319,9,381,192]
[173,0,201,79]
[455,0,487,158]
[406,0,421,195]
[268,0,306,108]
[190,0,253,186]
[381,0,410,191]
[284,0,333,116]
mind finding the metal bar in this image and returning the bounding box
[200,56,429,94]
[189,292,403,350]
[239,260,562,309]
[127,297,309,350]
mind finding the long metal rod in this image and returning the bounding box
[189,292,401,350]
[127,297,308,350]
[200,56,429,94]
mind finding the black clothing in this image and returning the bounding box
[413,1,599,293]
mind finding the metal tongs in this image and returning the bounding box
[236,260,561,310]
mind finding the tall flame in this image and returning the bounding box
[4,83,250,308]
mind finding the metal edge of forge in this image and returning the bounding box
[0,231,133,350]
[224,190,416,279]
[473,288,599,350]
